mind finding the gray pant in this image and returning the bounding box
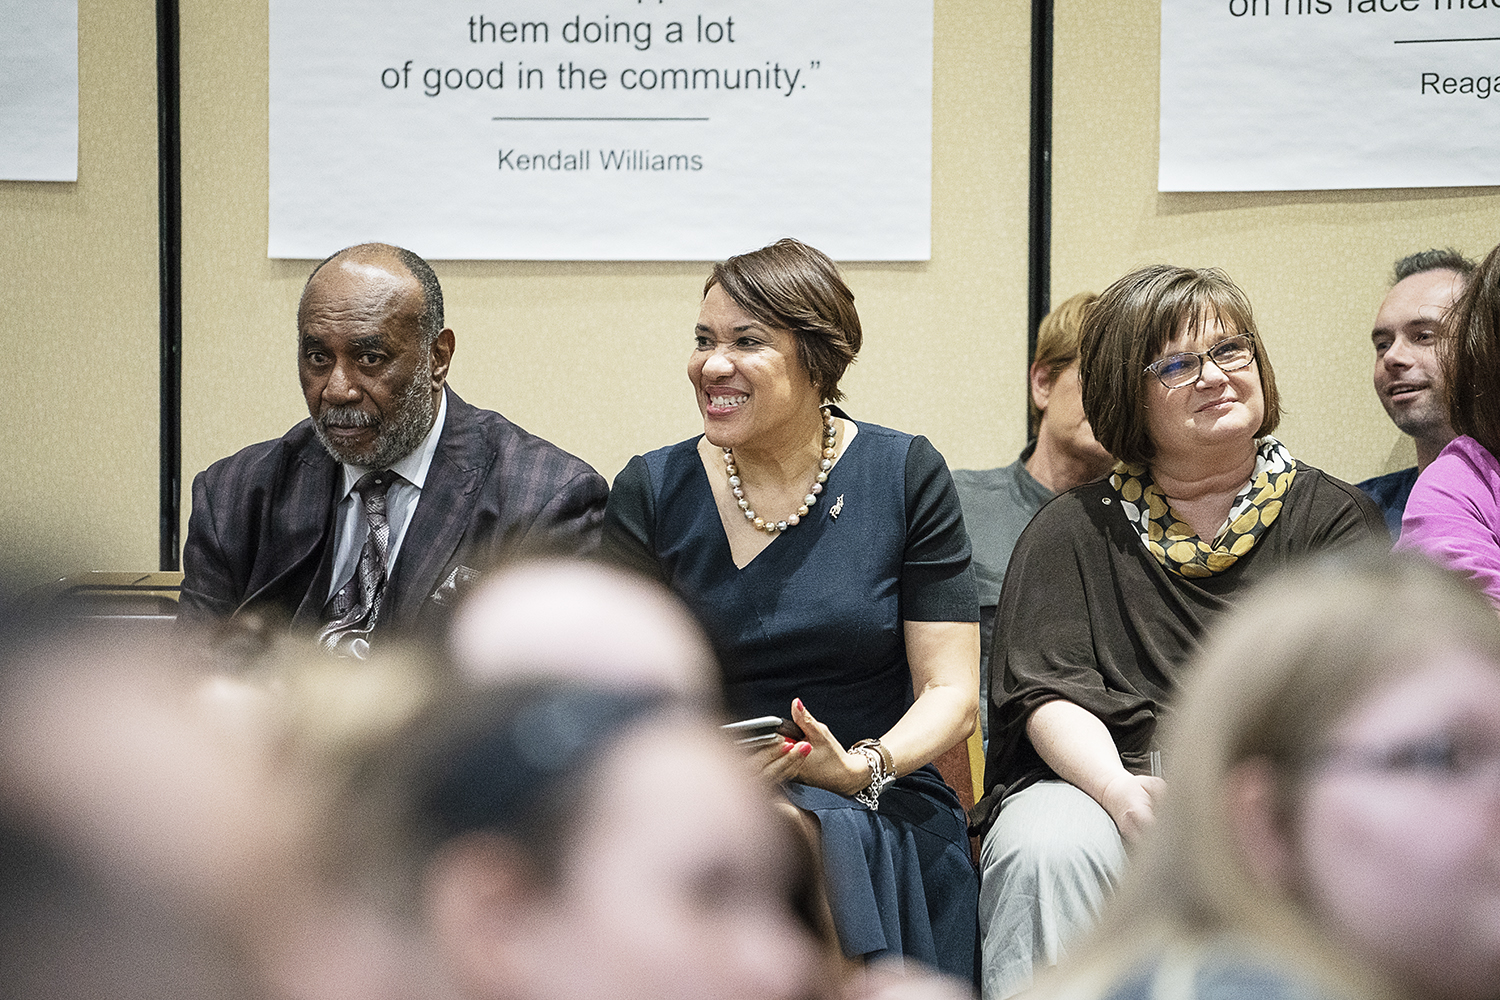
[977,780,1127,1000]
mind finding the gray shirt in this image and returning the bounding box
[952,446,1056,739]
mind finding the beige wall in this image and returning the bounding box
[0,1,160,598]
[177,0,1033,524]
[9,0,1497,592]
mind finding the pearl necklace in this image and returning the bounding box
[723,406,837,534]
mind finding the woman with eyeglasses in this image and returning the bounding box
[971,264,1386,1000]
[1025,553,1500,1000]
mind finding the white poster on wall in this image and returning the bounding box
[0,0,78,182]
[269,0,932,260]
[1161,1,1500,192]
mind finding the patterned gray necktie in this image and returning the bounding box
[318,470,396,657]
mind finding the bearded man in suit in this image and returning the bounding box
[179,243,608,655]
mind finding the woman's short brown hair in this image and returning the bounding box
[1079,264,1281,467]
[1443,241,1500,456]
[706,238,862,403]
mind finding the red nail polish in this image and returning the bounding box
[794,698,804,713]
[798,743,812,757]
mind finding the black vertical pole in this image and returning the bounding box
[156,0,182,571]
[1027,0,1054,429]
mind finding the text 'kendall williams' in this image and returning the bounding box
[497,149,705,171]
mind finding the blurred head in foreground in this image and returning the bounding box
[0,613,463,1000]
[0,628,286,1000]
[0,816,260,1000]
[1,572,951,1000]
[1034,554,1500,1000]
[351,679,826,1000]
[448,558,720,699]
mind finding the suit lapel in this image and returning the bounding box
[383,390,486,628]
[241,433,340,627]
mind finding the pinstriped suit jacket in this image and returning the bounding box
[178,387,608,639]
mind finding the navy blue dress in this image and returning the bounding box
[604,413,980,980]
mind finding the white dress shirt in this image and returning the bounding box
[325,391,448,602]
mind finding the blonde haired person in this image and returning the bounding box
[952,292,1115,740]
[1028,553,1500,1000]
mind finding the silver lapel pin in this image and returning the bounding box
[829,494,845,520]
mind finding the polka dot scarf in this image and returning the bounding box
[1109,437,1297,579]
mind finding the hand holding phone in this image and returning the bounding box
[721,715,805,749]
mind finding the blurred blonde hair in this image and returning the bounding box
[1030,553,1500,1000]
[192,636,444,905]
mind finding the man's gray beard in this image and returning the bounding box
[314,360,435,469]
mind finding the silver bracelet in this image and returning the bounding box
[851,738,895,776]
[852,744,891,811]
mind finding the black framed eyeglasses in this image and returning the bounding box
[1144,333,1256,389]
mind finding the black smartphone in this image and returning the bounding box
[721,715,805,748]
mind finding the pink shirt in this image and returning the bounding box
[1397,435,1500,609]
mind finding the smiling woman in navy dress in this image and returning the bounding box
[603,238,981,981]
